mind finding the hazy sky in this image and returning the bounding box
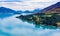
[0,0,60,11]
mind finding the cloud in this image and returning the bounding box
[0,0,60,11]
[23,0,60,2]
[0,0,22,2]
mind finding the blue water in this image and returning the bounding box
[0,13,60,36]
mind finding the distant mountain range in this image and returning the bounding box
[0,7,21,14]
[0,7,41,14]
[17,8,41,13]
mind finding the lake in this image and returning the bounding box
[0,13,60,36]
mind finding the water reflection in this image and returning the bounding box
[20,18,58,29]
[0,14,60,36]
[0,13,13,19]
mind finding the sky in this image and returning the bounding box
[0,0,60,11]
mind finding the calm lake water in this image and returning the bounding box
[0,13,60,36]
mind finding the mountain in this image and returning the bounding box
[41,2,60,13]
[17,10,23,13]
[0,7,17,14]
[32,8,41,12]
[17,10,32,13]
[17,8,41,13]
[24,8,41,13]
